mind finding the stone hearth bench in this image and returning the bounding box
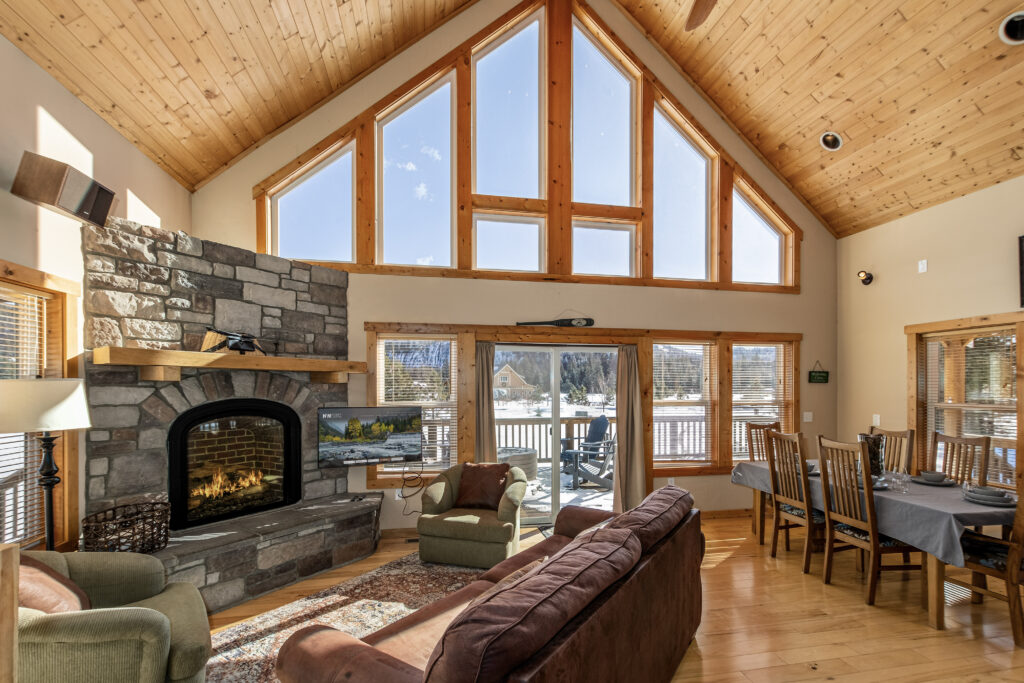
[154,492,383,612]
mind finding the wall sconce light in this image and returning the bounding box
[857,270,874,285]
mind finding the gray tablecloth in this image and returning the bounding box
[732,460,1016,566]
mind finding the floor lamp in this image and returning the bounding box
[0,379,91,550]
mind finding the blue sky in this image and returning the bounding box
[733,193,782,284]
[275,14,718,281]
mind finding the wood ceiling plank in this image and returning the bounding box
[0,1,202,186]
[258,0,322,110]
[295,0,344,91]
[337,0,368,81]
[316,0,354,84]
[378,0,397,55]
[223,0,304,117]
[279,0,335,98]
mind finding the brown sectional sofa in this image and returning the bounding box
[276,485,703,683]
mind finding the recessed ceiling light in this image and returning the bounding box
[1000,11,1024,45]
[820,131,843,152]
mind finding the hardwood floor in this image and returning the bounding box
[210,518,1024,681]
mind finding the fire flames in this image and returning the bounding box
[190,468,264,500]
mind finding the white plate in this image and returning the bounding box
[910,476,957,487]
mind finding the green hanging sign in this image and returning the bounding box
[808,360,829,384]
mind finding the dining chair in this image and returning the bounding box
[952,485,1024,647]
[818,436,923,604]
[747,421,781,539]
[868,426,914,474]
[766,430,821,573]
[929,432,990,485]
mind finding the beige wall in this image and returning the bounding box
[0,36,192,284]
[190,0,837,527]
[836,173,1024,442]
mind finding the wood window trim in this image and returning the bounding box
[364,322,801,491]
[906,311,1024,476]
[253,0,803,294]
[0,258,81,551]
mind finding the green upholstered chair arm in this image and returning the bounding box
[421,469,458,515]
[18,607,171,683]
[497,467,528,523]
[62,551,167,607]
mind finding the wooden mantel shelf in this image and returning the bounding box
[92,346,367,383]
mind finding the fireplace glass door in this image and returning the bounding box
[169,399,301,529]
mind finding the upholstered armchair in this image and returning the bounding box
[18,550,212,683]
[417,463,528,568]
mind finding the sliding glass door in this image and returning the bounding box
[493,345,617,525]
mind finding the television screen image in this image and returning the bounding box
[318,406,423,467]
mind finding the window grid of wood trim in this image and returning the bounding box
[363,322,800,487]
[254,0,802,294]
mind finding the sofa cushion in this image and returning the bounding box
[18,555,90,613]
[365,580,492,671]
[478,534,572,583]
[608,485,694,552]
[424,526,642,683]
[418,508,516,544]
[455,463,510,510]
[469,558,545,609]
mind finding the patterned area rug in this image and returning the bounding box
[207,553,481,682]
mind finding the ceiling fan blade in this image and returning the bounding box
[684,0,718,31]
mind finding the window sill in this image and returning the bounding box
[652,464,735,477]
[301,260,800,294]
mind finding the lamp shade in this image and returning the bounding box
[0,379,91,432]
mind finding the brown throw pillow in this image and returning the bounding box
[454,462,510,510]
[19,556,90,613]
[468,557,546,609]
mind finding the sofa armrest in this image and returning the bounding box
[18,607,171,683]
[64,551,167,607]
[276,625,422,683]
[421,472,455,515]
[497,467,528,523]
[553,505,617,538]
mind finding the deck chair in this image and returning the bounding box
[560,415,614,490]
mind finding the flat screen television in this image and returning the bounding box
[317,406,423,467]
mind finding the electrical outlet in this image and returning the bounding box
[668,477,676,486]
[872,414,881,427]
[395,489,402,501]
[803,411,813,423]
[918,259,928,273]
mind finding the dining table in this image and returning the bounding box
[732,460,1017,630]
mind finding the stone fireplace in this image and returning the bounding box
[168,399,301,529]
[80,217,382,611]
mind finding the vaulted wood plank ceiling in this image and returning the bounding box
[0,0,473,190]
[619,0,1024,236]
[1,0,1021,237]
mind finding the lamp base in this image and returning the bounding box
[36,432,61,551]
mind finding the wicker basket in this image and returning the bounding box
[81,502,170,553]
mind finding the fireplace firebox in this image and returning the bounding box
[168,399,302,529]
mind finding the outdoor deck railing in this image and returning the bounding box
[494,412,786,464]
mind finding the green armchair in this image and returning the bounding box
[417,464,528,568]
[18,550,212,683]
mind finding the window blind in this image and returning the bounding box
[924,327,1016,487]
[0,283,51,545]
[652,343,716,463]
[732,343,794,460]
[377,337,458,471]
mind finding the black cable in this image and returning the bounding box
[398,459,426,516]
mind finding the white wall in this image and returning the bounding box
[0,36,192,284]
[191,0,838,527]
[836,174,1024,441]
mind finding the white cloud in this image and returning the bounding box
[416,255,435,266]
[396,161,417,171]
[414,182,429,200]
[420,145,442,162]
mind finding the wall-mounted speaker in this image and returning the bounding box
[10,151,115,228]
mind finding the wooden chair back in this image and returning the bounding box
[818,436,877,536]
[766,431,808,511]
[746,421,781,462]
[930,432,990,485]
[869,426,914,474]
